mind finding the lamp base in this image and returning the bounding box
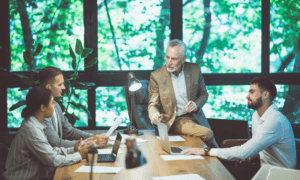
[123,125,143,135]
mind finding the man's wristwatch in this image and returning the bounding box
[204,147,211,156]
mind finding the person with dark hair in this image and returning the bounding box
[39,67,108,148]
[3,87,95,180]
[148,39,218,148]
[181,77,296,180]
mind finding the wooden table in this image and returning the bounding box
[54,130,234,180]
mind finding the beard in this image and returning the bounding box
[166,61,182,73]
[248,96,263,110]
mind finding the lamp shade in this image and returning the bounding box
[128,72,142,92]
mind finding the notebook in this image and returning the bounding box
[157,121,190,155]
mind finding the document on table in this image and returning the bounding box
[160,155,204,161]
[152,174,205,180]
[97,149,123,154]
[108,141,141,147]
[75,165,123,174]
[109,134,148,144]
[156,136,185,142]
[105,117,122,137]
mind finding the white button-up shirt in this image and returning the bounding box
[170,65,188,116]
[210,104,297,168]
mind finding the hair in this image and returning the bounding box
[21,87,52,119]
[167,39,187,61]
[250,77,277,101]
[39,67,62,86]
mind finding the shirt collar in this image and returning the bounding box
[170,63,185,78]
[28,116,45,131]
[259,103,277,122]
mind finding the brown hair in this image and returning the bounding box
[39,67,62,86]
[250,77,277,101]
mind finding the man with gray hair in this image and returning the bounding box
[148,39,218,147]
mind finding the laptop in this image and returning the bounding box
[157,121,190,155]
[87,132,122,162]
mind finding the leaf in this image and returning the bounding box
[75,87,90,90]
[76,82,95,87]
[15,74,34,85]
[32,43,43,57]
[81,48,93,58]
[64,77,71,95]
[73,92,79,98]
[84,57,98,68]
[78,104,92,120]
[70,102,80,109]
[23,50,32,68]
[0,67,7,71]
[69,44,76,70]
[9,100,26,111]
[64,112,79,126]
[75,39,83,55]
[18,87,30,91]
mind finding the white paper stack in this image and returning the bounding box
[156,136,185,142]
[152,174,205,180]
[75,165,123,174]
[160,155,204,161]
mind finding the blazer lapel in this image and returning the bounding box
[184,63,191,101]
[162,66,176,107]
[54,106,62,138]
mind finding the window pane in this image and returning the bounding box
[10,0,84,71]
[183,0,261,73]
[62,89,88,127]
[270,1,300,73]
[97,0,170,70]
[205,84,300,126]
[7,88,28,128]
[96,87,129,127]
[7,88,87,128]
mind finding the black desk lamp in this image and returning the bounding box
[124,72,143,135]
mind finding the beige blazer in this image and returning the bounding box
[148,62,218,147]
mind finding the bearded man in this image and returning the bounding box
[182,77,296,180]
[148,39,218,148]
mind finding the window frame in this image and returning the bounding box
[1,0,300,133]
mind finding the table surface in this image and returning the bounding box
[54,130,234,180]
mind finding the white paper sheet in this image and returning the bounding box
[109,134,147,144]
[107,141,141,147]
[152,174,205,180]
[105,117,122,137]
[75,165,123,174]
[156,136,185,142]
[97,149,122,154]
[160,155,204,161]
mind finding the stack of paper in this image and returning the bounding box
[152,174,205,180]
[160,155,203,161]
[75,165,123,174]
[97,149,123,154]
[156,136,185,142]
[108,134,147,147]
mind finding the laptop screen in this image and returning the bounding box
[112,132,122,157]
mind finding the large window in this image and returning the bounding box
[183,0,261,73]
[2,0,300,132]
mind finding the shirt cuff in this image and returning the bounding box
[67,147,75,154]
[74,152,83,161]
[209,148,219,157]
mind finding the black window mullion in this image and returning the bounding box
[170,0,183,40]
[84,0,98,129]
[261,0,270,75]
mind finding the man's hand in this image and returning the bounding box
[74,137,94,151]
[181,148,205,156]
[151,112,163,124]
[93,133,109,147]
[186,101,198,112]
[77,139,96,159]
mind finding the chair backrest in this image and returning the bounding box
[207,118,249,146]
[125,80,154,130]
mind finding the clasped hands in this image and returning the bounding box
[74,133,109,159]
[151,101,198,124]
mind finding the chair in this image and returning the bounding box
[125,80,154,130]
[0,143,9,180]
[207,118,250,147]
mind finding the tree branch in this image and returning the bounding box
[196,0,211,64]
[277,52,295,72]
[183,0,195,7]
[104,0,122,70]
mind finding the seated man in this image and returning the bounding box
[3,87,95,180]
[39,67,108,148]
[148,39,218,147]
[182,77,297,180]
